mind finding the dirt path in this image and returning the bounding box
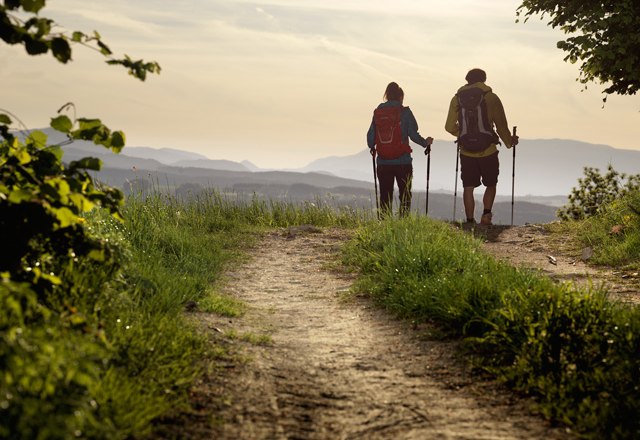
[164,226,572,440]
[478,224,640,304]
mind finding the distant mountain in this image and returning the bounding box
[172,159,250,172]
[241,160,261,172]
[298,139,640,197]
[15,128,250,172]
[119,146,208,164]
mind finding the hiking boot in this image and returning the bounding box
[462,219,476,230]
[480,212,493,225]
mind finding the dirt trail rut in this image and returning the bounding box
[175,227,570,440]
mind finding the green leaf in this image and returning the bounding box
[96,40,112,56]
[4,0,21,10]
[48,146,64,161]
[24,36,49,55]
[15,148,32,165]
[8,189,33,203]
[69,193,95,212]
[0,114,12,125]
[111,131,125,152]
[20,0,46,13]
[71,31,85,42]
[70,157,102,171]
[50,115,73,133]
[77,118,102,132]
[27,130,48,148]
[54,178,71,197]
[52,206,77,228]
[51,37,72,63]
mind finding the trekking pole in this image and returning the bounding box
[453,143,460,222]
[425,143,432,216]
[372,150,379,217]
[510,126,517,226]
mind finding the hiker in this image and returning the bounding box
[445,68,519,225]
[367,82,433,216]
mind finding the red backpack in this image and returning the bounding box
[373,106,412,160]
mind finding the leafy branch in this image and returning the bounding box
[517,0,640,97]
[0,0,160,80]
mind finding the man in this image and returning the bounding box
[445,68,519,225]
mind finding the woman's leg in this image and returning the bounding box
[397,164,413,217]
[377,163,395,216]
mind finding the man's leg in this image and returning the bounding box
[480,185,496,225]
[483,185,496,212]
[460,155,481,223]
[463,187,475,222]
[397,164,413,217]
[479,152,499,225]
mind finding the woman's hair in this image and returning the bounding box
[465,68,487,84]
[384,82,404,103]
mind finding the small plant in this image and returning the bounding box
[551,189,640,268]
[558,165,640,220]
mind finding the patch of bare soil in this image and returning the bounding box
[157,226,573,440]
[476,223,640,305]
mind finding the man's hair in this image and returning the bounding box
[384,82,404,103]
[465,68,487,84]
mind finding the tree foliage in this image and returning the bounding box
[517,0,640,96]
[0,0,160,80]
[558,165,640,220]
[1,1,161,436]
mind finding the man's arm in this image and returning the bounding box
[444,95,459,137]
[488,94,514,147]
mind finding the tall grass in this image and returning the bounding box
[343,215,640,439]
[548,190,640,269]
[342,217,555,335]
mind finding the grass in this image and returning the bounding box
[546,190,640,269]
[342,215,640,439]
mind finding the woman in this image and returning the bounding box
[367,82,433,216]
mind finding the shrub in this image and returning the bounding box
[558,165,640,220]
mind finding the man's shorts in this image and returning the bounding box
[460,151,499,188]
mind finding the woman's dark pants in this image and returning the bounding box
[376,163,412,217]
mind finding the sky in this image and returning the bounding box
[2,0,639,169]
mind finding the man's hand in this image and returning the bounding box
[370,148,376,157]
[511,135,519,148]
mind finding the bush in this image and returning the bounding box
[558,165,640,220]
